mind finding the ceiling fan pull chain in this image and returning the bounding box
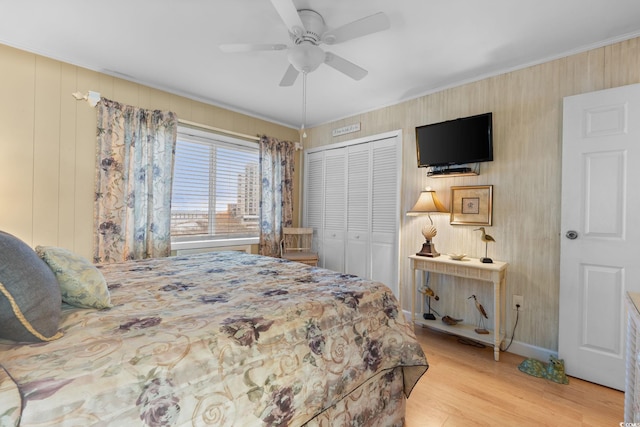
[301,72,308,139]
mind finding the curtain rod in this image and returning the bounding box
[71,91,301,148]
[178,119,260,142]
[71,91,260,142]
[72,90,101,107]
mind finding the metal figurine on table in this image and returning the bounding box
[468,294,489,334]
[419,283,440,320]
[474,227,495,263]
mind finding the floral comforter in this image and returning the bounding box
[0,252,428,426]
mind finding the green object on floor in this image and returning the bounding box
[518,355,569,384]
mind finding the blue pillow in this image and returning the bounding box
[0,231,63,342]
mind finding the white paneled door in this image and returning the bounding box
[559,83,640,391]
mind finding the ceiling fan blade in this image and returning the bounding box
[219,43,287,53]
[324,52,368,81]
[270,0,305,37]
[322,12,390,45]
[279,64,300,86]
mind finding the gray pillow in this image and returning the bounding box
[0,231,63,342]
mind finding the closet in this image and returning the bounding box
[303,131,401,296]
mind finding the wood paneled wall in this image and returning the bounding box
[305,37,640,352]
[0,43,299,259]
[2,36,639,353]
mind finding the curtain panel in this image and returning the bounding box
[259,136,295,257]
[94,98,177,263]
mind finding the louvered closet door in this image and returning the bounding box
[346,143,371,278]
[322,148,347,272]
[304,151,324,258]
[303,131,401,297]
[370,137,400,293]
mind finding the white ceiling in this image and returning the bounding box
[1,0,640,129]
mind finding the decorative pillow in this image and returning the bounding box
[0,365,21,426]
[35,246,112,309]
[0,231,63,342]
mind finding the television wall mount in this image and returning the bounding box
[426,163,480,177]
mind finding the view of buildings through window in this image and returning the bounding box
[170,129,259,241]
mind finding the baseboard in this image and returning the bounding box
[502,339,557,361]
[402,309,556,361]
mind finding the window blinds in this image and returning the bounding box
[171,128,259,241]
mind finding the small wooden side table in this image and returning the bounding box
[408,255,508,361]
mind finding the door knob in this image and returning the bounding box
[565,230,579,240]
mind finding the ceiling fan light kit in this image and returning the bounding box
[288,44,325,73]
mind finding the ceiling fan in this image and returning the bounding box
[219,0,391,86]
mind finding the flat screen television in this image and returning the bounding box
[415,112,493,169]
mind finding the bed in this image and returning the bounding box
[0,245,428,426]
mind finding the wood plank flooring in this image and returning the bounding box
[405,326,623,426]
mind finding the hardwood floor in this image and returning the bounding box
[405,326,623,426]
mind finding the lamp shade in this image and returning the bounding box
[407,189,448,216]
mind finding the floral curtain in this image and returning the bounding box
[259,136,295,257]
[94,98,177,263]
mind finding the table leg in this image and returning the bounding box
[493,279,500,361]
[411,263,416,325]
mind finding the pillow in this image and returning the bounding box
[0,231,63,342]
[35,246,112,309]
[0,365,22,426]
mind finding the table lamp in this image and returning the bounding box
[407,188,449,257]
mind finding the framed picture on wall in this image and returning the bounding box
[450,185,493,225]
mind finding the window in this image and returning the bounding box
[171,126,260,246]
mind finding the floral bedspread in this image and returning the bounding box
[0,252,428,426]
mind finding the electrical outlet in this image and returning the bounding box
[513,295,524,310]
